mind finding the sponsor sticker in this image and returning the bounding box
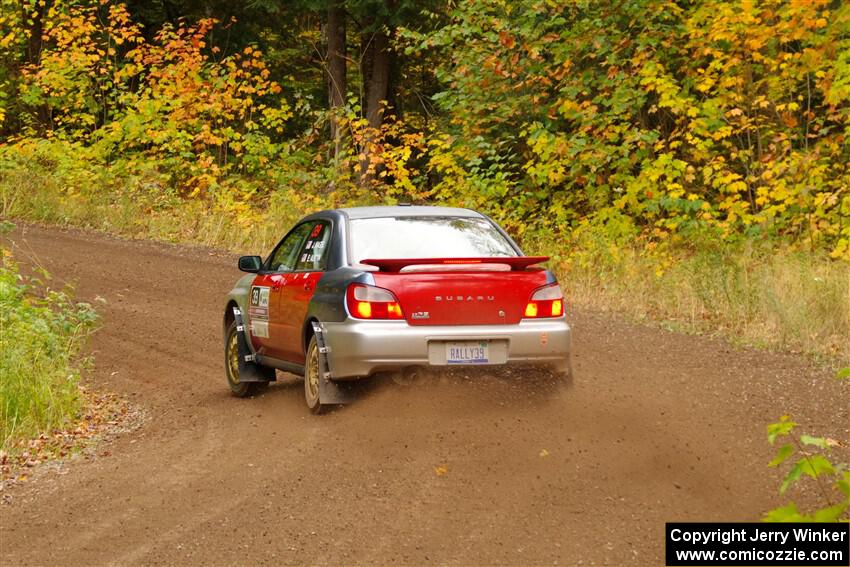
[250,320,269,339]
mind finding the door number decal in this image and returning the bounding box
[250,286,270,308]
[249,286,271,338]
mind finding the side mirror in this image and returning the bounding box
[238,255,263,273]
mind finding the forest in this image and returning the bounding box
[0,0,848,361]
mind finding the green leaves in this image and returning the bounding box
[764,502,849,523]
[813,502,849,523]
[764,415,848,523]
[800,435,833,449]
[838,472,850,498]
[780,459,807,494]
[768,444,793,467]
[781,456,836,494]
[836,368,850,381]
[767,415,796,444]
[763,502,805,523]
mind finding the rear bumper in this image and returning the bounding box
[322,317,571,379]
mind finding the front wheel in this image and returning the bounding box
[225,320,272,398]
[304,335,331,414]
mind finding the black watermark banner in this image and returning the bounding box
[666,523,849,566]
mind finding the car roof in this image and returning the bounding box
[335,205,485,220]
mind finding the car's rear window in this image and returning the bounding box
[348,216,517,262]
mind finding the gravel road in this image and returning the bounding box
[1,224,847,566]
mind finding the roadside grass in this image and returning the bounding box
[0,164,301,254]
[3,164,848,366]
[548,237,850,364]
[0,230,99,452]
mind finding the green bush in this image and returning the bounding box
[0,227,98,451]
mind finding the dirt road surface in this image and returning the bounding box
[1,224,847,566]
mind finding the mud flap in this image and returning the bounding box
[311,322,356,404]
[232,306,275,383]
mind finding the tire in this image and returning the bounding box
[304,335,329,414]
[224,319,272,398]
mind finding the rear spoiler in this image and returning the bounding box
[360,256,549,272]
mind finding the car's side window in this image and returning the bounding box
[295,221,332,272]
[267,223,312,272]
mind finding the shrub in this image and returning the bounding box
[0,224,99,450]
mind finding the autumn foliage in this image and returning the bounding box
[404,0,850,258]
[0,0,846,258]
[0,0,847,266]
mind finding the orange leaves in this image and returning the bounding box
[16,1,291,194]
[498,30,515,49]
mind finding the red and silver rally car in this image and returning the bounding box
[223,206,572,412]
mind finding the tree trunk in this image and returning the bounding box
[365,29,389,131]
[23,1,45,65]
[21,0,51,133]
[327,0,347,165]
[359,26,391,184]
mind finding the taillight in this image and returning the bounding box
[346,284,404,320]
[524,284,564,318]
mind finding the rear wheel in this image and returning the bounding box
[225,320,271,397]
[304,336,330,414]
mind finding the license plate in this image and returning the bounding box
[446,341,489,364]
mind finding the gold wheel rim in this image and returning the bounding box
[306,342,319,402]
[227,331,240,385]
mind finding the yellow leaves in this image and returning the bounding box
[666,183,685,199]
[557,99,582,118]
[744,37,764,51]
[0,30,15,49]
[727,180,748,193]
[709,126,733,141]
[640,60,690,114]
[696,75,715,93]
[830,239,850,261]
[434,465,448,476]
